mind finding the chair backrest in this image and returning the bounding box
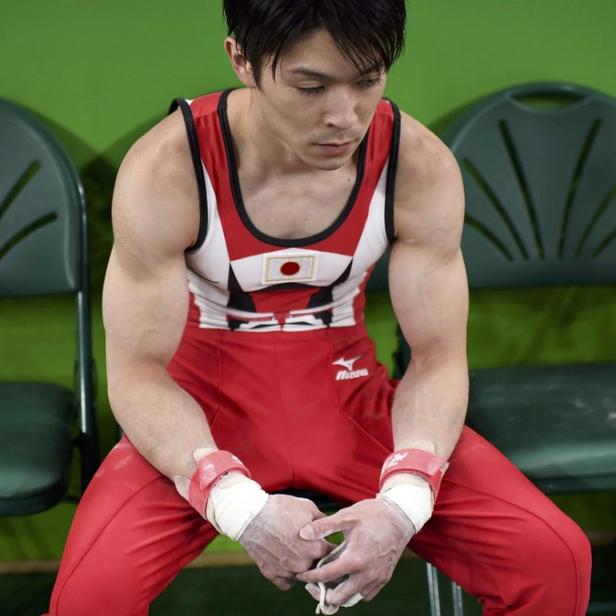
[443,82,616,288]
[0,99,85,296]
[0,99,99,489]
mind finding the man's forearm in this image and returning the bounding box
[390,351,468,459]
[376,352,467,530]
[108,362,273,540]
[108,362,217,481]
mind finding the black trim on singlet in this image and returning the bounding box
[306,260,353,327]
[169,98,209,252]
[227,266,256,311]
[218,89,369,248]
[308,286,334,326]
[226,265,256,330]
[384,100,401,243]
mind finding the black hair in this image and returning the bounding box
[223,0,406,85]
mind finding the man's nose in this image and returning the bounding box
[323,89,359,130]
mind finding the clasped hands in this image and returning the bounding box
[238,494,416,610]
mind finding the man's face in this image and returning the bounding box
[252,29,388,171]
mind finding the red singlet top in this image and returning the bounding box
[171,89,400,332]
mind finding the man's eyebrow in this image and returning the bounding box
[287,68,332,80]
[286,65,382,80]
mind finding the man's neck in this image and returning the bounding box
[227,88,357,183]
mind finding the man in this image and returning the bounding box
[46,1,591,614]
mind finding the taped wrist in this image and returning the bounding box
[377,476,434,533]
[206,472,269,540]
[180,449,268,540]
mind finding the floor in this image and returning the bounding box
[2,544,614,616]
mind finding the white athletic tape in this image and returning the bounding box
[312,542,364,614]
[316,589,363,615]
[205,472,269,540]
[377,479,434,533]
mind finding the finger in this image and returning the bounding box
[297,498,328,520]
[271,575,295,591]
[314,539,336,560]
[342,592,364,608]
[326,574,366,607]
[289,540,337,575]
[301,540,335,566]
[312,508,328,520]
[296,540,336,573]
[304,582,321,602]
[299,511,347,541]
[361,581,384,602]
[297,556,355,585]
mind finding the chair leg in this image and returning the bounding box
[425,562,466,616]
[451,580,465,616]
[425,562,442,616]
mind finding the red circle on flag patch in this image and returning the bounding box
[280,261,301,276]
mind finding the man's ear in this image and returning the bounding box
[224,36,257,88]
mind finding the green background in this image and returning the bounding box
[1,0,615,563]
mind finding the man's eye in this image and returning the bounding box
[297,86,325,96]
[359,78,382,88]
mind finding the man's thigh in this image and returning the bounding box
[46,437,217,616]
[410,427,591,615]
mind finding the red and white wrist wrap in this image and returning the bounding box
[188,450,251,517]
[377,448,449,533]
[379,448,449,498]
[185,449,269,540]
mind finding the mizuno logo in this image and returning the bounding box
[382,451,408,472]
[332,355,369,381]
[332,356,361,371]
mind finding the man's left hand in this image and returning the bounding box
[297,498,416,607]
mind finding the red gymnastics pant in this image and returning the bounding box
[45,323,591,615]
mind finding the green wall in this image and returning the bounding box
[2,0,616,288]
[1,1,616,562]
[4,0,616,165]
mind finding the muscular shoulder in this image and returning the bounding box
[393,111,464,254]
[112,109,199,262]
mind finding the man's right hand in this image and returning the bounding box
[239,494,334,590]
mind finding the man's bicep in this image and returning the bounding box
[102,246,189,375]
[103,136,197,373]
[390,124,467,360]
[388,241,468,360]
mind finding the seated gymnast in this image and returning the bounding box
[45,1,591,614]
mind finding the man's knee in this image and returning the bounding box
[526,513,591,584]
[507,512,591,614]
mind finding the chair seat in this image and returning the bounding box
[467,363,616,492]
[0,382,75,514]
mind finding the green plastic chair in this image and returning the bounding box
[0,98,99,515]
[396,81,616,614]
